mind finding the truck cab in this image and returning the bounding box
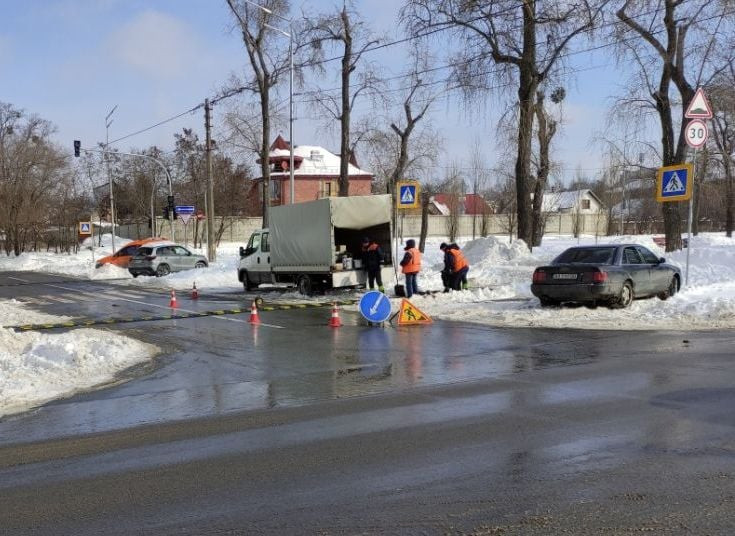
[238,229,271,291]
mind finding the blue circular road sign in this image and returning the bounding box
[359,291,392,323]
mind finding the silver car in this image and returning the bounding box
[128,243,208,277]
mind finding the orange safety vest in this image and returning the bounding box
[401,247,421,274]
[447,248,468,272]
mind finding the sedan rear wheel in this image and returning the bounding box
[156,264,171,277]
[612,281,634,309]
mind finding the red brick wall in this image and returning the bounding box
[278,176,372,204]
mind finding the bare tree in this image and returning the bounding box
[226,0,293,226]
[530,87,564,247]
[0,103,69,255]
[615,0,732,251]
[709,72,735,236]
[402,0,608,248]
[303,2,382,196]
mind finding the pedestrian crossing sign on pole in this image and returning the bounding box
[78,222,92,235]
[395,298,432,325]
[656,163,693,202]
[397,180,420,209]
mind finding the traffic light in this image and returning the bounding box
[73,140,81,157]
[162,207,170,220]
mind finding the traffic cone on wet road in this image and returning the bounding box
[169,290,178,309]
[328,302,342,328]
[191,282,199,300]
[249,300,261,324]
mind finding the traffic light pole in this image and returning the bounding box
[74,146,175,243]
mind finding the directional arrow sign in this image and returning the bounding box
[359,290,392,323]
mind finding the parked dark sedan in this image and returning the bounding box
[531,244,682,308]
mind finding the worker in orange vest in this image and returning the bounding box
[399,239,421,298]
[440,242,470,292]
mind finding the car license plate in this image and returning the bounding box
[553,273,577,280]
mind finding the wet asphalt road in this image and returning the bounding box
[1,271,735,534]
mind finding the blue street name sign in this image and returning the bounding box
[397,181,419,209]
[656,163,693,203]
[175,205,195,215]
[359,290,392,323]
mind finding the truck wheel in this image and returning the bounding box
[242,271,255,292]
[297,275,312,296]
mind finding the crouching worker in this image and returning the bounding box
[440,242,470,292]
[400,239,421,298]
[361,237,384,292]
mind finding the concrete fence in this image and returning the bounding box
[116,212,608,244]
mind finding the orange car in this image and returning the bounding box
[95,238,168,269]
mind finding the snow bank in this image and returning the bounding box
[3,232,735,331]
[0,300,158,417]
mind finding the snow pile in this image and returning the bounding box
[402,233,735,330]
[2,232,735,331]
[0,300,158,417]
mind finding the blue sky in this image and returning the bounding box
[1,0,628,185]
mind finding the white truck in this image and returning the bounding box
[237,194,396,294]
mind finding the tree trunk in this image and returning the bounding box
[338,9,352,197]
[419,191,429,253]
[260,90,271,227]
[514,4,537,249]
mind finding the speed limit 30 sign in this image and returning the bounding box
[685,119,708,149]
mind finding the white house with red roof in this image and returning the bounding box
[251,135,374,207]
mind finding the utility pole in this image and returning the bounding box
[105,105,118,253]
[205,99,216,262]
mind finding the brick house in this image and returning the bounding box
[248,136,373,210]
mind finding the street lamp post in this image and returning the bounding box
[105,104,118,252]
[244,0,294,204]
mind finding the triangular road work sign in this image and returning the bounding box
[397,298,432,325]
[685,88,713,119]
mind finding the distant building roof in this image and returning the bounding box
[542,189,604,212]
[261,135,372,178]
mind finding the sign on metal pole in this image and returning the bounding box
[656,163,693,203]
[396,181,419,209]
[685,119,708,149]
[685,88,713,119]
[175,205,195,216]
[78,222,92,235]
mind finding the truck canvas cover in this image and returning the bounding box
[270,195,392,271]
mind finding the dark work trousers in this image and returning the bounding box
[405,272,419,297]
[367,268,383,290]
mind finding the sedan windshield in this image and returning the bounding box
[554,247,615,265]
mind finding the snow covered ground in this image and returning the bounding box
[1,232,734,332]
[0,301,158,417]
[1,231,732,417]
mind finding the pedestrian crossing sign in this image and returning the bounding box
[78,222,92,235]
[656,163,693,202]
[397,181,419,209]
[397,299,432,325]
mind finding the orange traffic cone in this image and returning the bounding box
[191,282,199,300]
[328,302,342,328]
[169,289,178,309]
[249,300,261,324]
